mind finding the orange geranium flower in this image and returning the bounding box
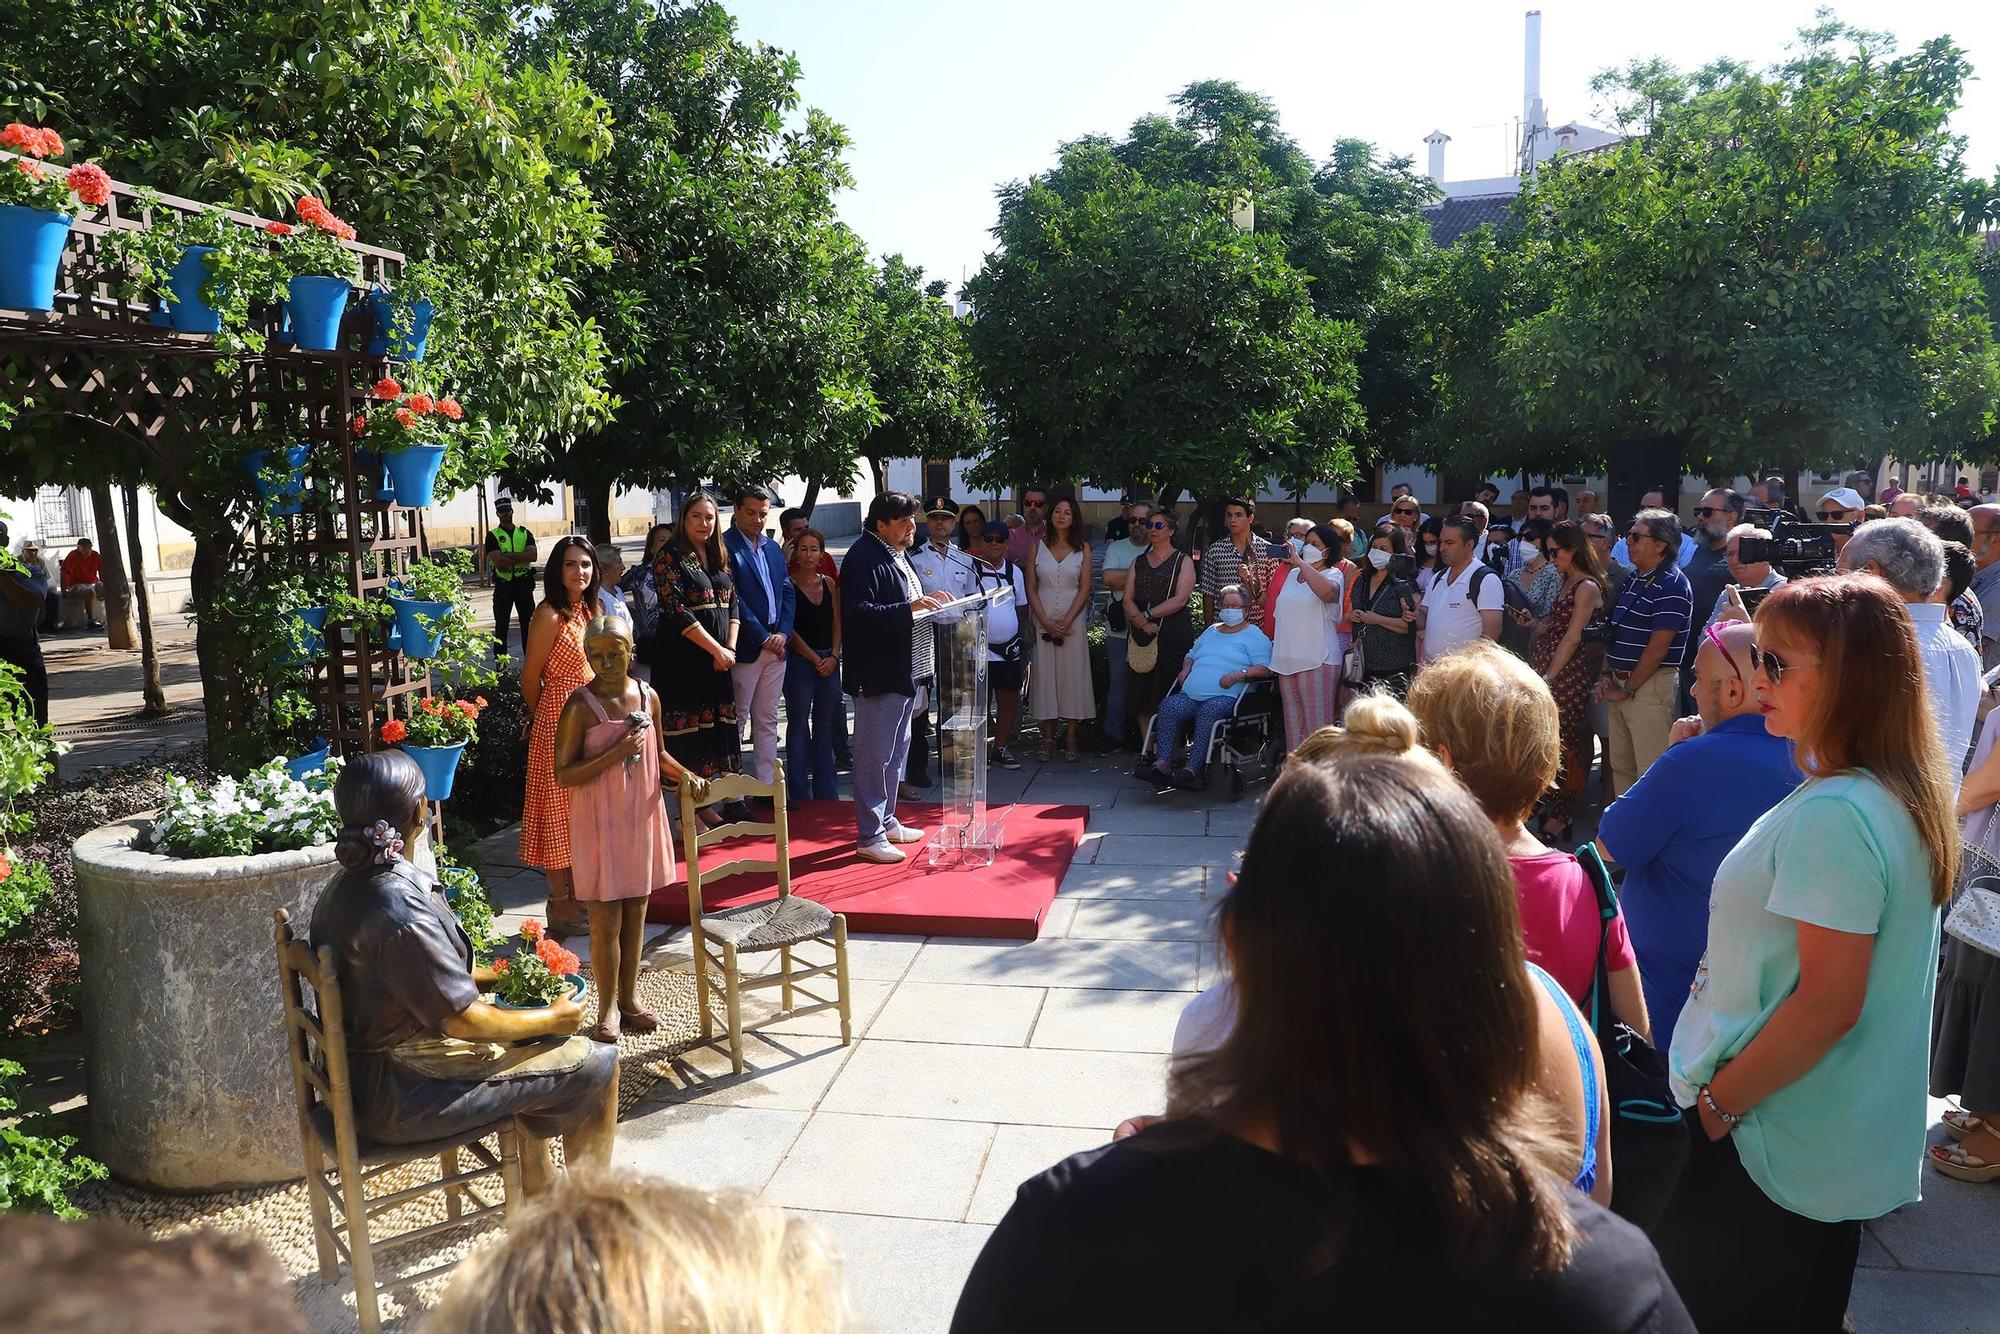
[264,221,294,236]
[374,377,402,400]
[379,719,408,744]
[437,397,463,421]
[395,407,416,427]
[520,919,544,942]
[0,852,12,883]
[406,393,435,416]
[66,163,111,207]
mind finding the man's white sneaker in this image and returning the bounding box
[885,823,926,844]
[857,842,907,864]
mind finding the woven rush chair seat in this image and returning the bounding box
[695,894,836,951]
[678,765,853,1074]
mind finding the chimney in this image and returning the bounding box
[1523,10,1546,171]
[1423,130,1450,185]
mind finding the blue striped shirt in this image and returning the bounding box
[1606,562,1694,672]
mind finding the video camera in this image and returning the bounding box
[1732,504,1845,586]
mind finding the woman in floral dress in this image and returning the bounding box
[520,535,601,935]
[647,494,742,812]
[1528,521,1605,844]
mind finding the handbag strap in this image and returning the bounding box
[1578,842,1621,1043]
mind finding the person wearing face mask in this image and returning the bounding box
[1350,527,1421,699]
[1138,585,1272,790]
[1414,516,1444,592]
[1267,523,1347,751]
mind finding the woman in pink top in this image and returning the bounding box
[555,616,709,1043]
[1407,641,1650,1030]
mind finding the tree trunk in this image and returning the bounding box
[189,534,254,765]
[800,477,822,517]
[89,480,138,650]
[122,486,167,716]
[865,455,888,496]
[578,477,613,546]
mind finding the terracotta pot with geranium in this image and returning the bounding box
[0,122,111,312]
[268,196,362,352]
[353,376,466,509]
[380,693,485,801]
[489,918,585,1008]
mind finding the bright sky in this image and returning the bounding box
[724,0,2000,291]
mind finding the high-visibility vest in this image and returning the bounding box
[490,525,533,580]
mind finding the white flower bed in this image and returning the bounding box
[148,757,343,858]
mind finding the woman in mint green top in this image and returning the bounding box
[1652,574,1959,1334]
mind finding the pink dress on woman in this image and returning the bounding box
[566,681,676,902]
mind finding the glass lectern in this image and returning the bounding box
[913,583,1014,868]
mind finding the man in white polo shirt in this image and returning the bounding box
[1418,514,1503,663]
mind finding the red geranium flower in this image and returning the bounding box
[0,852,12,883]
[406,393,435,416]
[264,221,294,236]
[473,696,488,709]
[520,919,544,942]
[379,719,408,744]
[373,377,402,400]
[351,413,367,437]
[395,407,416,427]
[14,159,46,183]
[436,397,464,421]
[66,162,111,208]
[456,700,476,718]
[0,123,34,154]
[493,957,511,975]
[38,128,64,158]
[536,938,581,975]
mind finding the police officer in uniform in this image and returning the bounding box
[904,496,977,796]
[484,496,538,657]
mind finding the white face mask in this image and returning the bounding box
[1288,536,1308,556]
[1515,539,1538,563]
[1423,542,1438,556]
[1367,548,1391,569]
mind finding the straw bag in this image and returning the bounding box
[1126,631,1159,674]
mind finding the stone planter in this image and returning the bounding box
[72,816,339,1191]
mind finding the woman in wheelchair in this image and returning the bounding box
[310,751,618,1195]
[1139,583,1273,790]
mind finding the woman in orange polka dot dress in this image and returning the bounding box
[520,535,599,935]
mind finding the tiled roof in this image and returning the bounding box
[1425,191,1517,246]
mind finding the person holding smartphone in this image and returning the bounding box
[1350,526,1421,699]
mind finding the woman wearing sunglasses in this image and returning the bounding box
[1652,573,1957,1333]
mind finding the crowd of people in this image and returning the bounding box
[212,467,1997,1333]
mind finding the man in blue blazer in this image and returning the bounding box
[725,484,795,785]
[841,492,946,862]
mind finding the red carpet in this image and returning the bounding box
[647,800,1086,939]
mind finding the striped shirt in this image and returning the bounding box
[1199,537,1276,625]
[1606,562,1694,672]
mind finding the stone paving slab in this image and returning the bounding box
[613,1102,809,1196]
[869,982,1047,1047]
[905,936,1200,991]
[818,1039,1166,1128]
[1057,863,1208,900]
[1089,832,1246,866]
[796,1209,994,1334]
[764,1112,996,1221]
[643,1030,859,1111]
[1849,1268,2000,1334]
[1065,898,1215,942]
[963,1124,1110,1225]
[1029,987,1189,1053]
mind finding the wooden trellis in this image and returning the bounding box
[0,155,436,762]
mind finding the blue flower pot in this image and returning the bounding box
[284,274,350,351]
[355,448,397,502]
[365,291,435,361]
[288,605,328,664]
[166,245,222,334]
[246,444,310,516]
[148,293,173,327]
[389,596,452,659]
[402,740,466,801]
[0,205,73,312]
[383,443,447,509]
[285,741,331,780]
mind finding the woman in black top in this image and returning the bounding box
[952,731,1692,1333]
[1349,524,1421,699]
[783,528,843,800]
[648,493,741,792]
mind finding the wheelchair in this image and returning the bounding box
[1137,680,1284,800]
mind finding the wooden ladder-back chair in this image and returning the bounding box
[676,763,853,1073]
[274,909,524,1334]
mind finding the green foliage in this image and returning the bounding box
[100,196,288,363]
[0,857,54,940]
[965,86,1367,500]
[856,256,985,486]
[147,758,342,858]
[0,661,59,830]
[1487,22,2000,477]
[395,552,499,690]
[507,0,875,501]
[438,848,502,964]
[0,1059,105,1219]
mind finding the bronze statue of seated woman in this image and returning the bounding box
[310,750,617,1193]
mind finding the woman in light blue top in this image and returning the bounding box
[1652,573,1958,1334]
[1139,584,1271,790]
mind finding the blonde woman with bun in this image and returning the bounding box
[1169,690,1613,1206]
[958,693,1686,1331]
[430,1172,847,1333]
